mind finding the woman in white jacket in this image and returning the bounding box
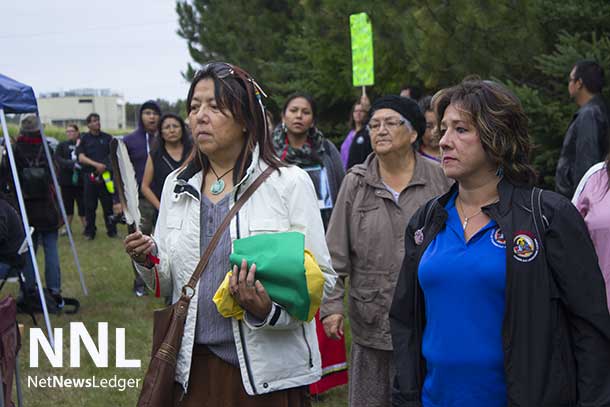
[123,62,336,406]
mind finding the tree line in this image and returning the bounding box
[174,0,610,188]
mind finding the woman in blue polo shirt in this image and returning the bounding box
[390,79,610,406]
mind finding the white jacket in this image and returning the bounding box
[135,147,337,395]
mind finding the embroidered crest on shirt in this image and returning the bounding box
[490,227,506,248]
[512,231,539,262]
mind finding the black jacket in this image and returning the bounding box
[54,139,82,187]
[347,127,372,170]
[390,179,610,407]
[556,95,609,197]
[13,136,60,231]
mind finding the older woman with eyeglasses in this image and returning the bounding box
[123,62,336,407]
[321,96,451,407]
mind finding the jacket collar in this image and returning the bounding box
[353,151,430,190]
[173,144,262,201]
[436,177,514,218]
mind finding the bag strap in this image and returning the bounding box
[181,165,275,296]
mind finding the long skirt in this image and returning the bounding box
[309,311,348,395]
[348,342,394,407]
[174,344,311,407]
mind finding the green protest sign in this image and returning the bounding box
[350,12,374,87]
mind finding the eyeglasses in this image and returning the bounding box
[367,118,407,133]
[196,62,268,98]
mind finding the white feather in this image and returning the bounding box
[115,139,141,229]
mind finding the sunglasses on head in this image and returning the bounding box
[196,62,268,99]
[195,62,270,134]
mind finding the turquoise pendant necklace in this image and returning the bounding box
[209,165,233,195]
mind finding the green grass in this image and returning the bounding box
[5,208,348,406]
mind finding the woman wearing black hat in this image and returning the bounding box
[321,96,452,407]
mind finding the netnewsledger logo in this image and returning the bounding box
[28,322,142,392]
[27,375,140,392]
[29,322,141,368]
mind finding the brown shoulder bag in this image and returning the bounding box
[137,166,274,407]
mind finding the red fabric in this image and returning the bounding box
[148,254,160,298]
[309,311,348,395]
[16,134,42,144]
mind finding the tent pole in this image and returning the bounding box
[38,123,88,296]
[0,109,54,346]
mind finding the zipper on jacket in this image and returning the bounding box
[238,321,258,394]
[412,199,443,389]
[301,325,313,368]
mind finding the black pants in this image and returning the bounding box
[60,185,85,216]
[83,175,116,237]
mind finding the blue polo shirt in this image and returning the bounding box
[419,193,507,407]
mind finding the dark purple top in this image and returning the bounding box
[123,130,154,187]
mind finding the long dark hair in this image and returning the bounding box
[348,100,368,131]
[152,113,192,159]
[433,78,537,187]
[282,92,318,136]
[185,62,285,183]
[280,92,324,165]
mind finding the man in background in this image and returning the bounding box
[556,60,609,197]
[77,113,117,239]
[123,101,161,296]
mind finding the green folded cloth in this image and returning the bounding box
[228,231,322,321]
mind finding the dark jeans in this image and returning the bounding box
[22,230,61,293]
[83,175,116,237]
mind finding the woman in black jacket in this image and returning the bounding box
[53,124,85,233]
[390,79,610,407]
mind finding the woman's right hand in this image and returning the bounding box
[322,313,344,340]
[124,231,156,266]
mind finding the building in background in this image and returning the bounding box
[38,89,126,130]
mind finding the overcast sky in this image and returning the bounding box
[0,0,192,103]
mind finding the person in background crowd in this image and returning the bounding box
[556,60,609,197]
[273,92,345,228]
[572,153,610,312]
[124,62,336,406]
[322,95,451,407]
[13,114,64,307]
[141,113,193,212]
[273,92,348,396]
[53,124,85,234]
[77,113,116,240]
[399,84,422,101]
[123,100,161,296]
[340,95,370,169]
[391,78,610,407]
[123,100,161,233]
[417,96,441,163]
[346,123,372,170]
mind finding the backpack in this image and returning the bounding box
[19,146,50,200]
